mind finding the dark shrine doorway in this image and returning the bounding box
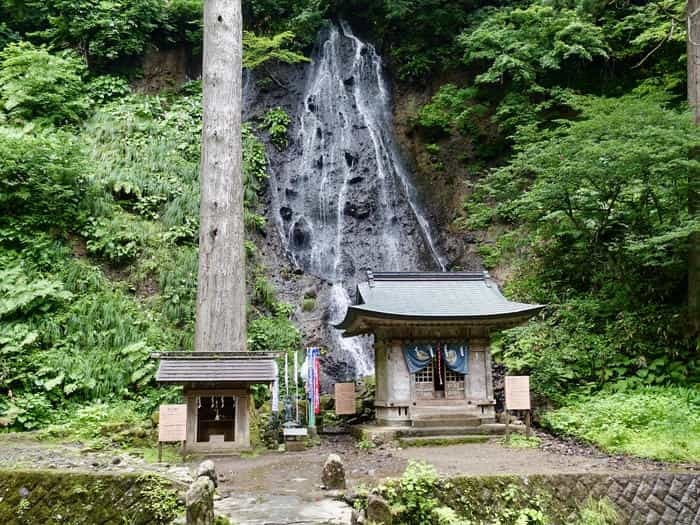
[196,395,236,442]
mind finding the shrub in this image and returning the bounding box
[542,387,700,462]
[0,42,88,125]
[261,106,291,150]
[35,0,163,66]
[0,128,86,229]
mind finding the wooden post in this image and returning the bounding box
[157,442,163,463]
[525,410,532,437]
[504,410,510,443]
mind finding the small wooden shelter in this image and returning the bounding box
[335,271,542,426]
[155,352,277,453]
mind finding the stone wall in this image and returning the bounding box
[0,468,184,525]
[437,473,699,525]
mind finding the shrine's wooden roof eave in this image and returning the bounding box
[334,271,544,337]
[152,352,279,384]
[336,308,543,337]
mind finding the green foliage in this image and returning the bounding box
[542,387,700,462]
[248,311,301,354]
[33,0,163,66]
[460,5,608,87]
[575,497,618,525]
[261,106,291,150]
[39,401,156,449]
[468,94,699,400]
[0,42,87,126]
[0,128,87,229]
[86,74,130,105]
[243,31,309,69]
[162,0,203,49]
[501,434,541,449]
[381,461,440,524]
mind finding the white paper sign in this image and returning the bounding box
[158,404,187,442]
[505,376,531,410]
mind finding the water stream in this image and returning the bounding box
[271,23,444,376]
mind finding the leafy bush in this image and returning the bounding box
[468,94,699,399]
[575,497,618,525]
[248,312,301,354]
[542,387,700,462]
[261,106,291,150]
[34,0,163,66]
[0,128,87,229]
[0,42,87,125]
[243,31,309,69]
[381,461,440,524]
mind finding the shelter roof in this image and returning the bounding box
[335,271,543,336]
[154,352,278,384]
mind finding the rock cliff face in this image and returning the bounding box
[246,23,446,384]
[143,23,474,385]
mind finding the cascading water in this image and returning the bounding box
[270,23,444,377]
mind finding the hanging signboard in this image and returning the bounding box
[334,383,356,415]
[504,376,531,411]
[158,404,187,442]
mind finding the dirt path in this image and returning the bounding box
[1,431,696,524]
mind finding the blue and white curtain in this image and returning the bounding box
[402,344,435,373]
[402,343,469,374]
[442,343,469,374]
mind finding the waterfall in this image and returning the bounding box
[271,23,444,377]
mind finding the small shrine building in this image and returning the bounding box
[335,271,543,426]
[155,352,278,453]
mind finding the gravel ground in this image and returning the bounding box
[1,430,697,524]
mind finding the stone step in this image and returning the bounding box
[397,434,492,447]
[411,417,482,428]
[396,424,511,438]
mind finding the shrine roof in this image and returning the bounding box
[335,271,543,336]
[154,352,278,384]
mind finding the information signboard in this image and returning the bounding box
[504,376,531,411]
[158,404,187,442]
[334,383,356,415]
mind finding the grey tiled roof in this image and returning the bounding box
[335,272,543,332]
[155,353,277,384]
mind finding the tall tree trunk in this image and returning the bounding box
[689,1,700,336]
[195,0,246,353]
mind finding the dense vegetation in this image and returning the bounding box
[0,0,697,466]
[0,3,301,432]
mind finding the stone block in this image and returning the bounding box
[663,494,682,512]
[322,454,346,490]
[668,477,686,500]
[660,506,679,524]
[186,476,215,525]
[196,460,217,488]
[366,494,392,525]
[646,494,665,515]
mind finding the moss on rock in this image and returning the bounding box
[0,468,183,525]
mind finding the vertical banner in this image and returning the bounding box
[272,360,279,413]
[284,352,289,397]
[306,347,320,426]
[293,350,299,422]
[314,354,321,415]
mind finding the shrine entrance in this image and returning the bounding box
[411,345,467,401]
[196,395,236,443]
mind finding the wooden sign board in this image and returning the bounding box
[505,376,531,411]
[334,383,356,415]
[158,404,187,442]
